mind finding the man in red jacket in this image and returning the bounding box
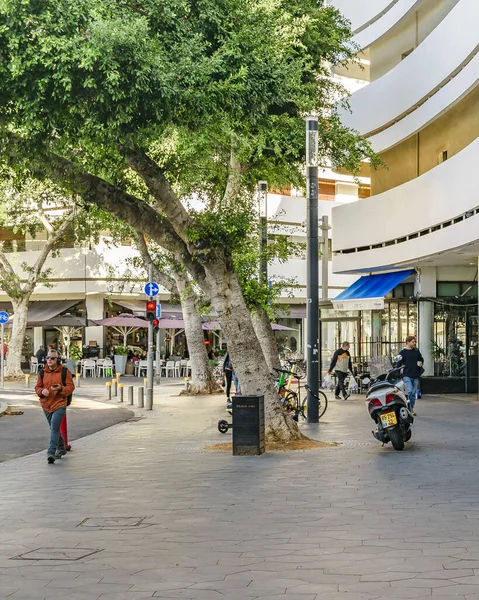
[35,349,75,464]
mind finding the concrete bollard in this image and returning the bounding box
[112,378,117,397]
[128,386,134,405]
[145,388,153,411]
[75,373,80,388]
[118,383,124,402]
[137,386,144,408]
[25,374,30,388]
[106,381,112,400]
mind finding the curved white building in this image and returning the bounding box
[330,0,479,392]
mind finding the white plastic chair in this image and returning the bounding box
[97,358,113,377]
[161,360,177,377]
[95,358,105,377]
[82,359,96,378]
[179,359,188,376]
[137,360,148,377]
[30,357,39,374]
[185,360,192,376]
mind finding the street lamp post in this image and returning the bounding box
[306,117,319,423]
[258,180,268,285]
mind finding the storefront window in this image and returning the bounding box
[433,304,469,377]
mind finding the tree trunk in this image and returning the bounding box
[203,261,303,442]
[175,275,220,395]
[5,296,30,379]
[251,306,281,373]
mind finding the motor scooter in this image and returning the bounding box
[366,364,414,451]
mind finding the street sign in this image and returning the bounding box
[144,282,159,297]
[0,311,9,324]
[156,303,162,319]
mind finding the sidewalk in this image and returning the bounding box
[1,388,479,599]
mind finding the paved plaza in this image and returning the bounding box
[1,385,479,600]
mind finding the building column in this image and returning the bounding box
[84,294,105,356]
[416,267,436,377]
[33,327,43,354]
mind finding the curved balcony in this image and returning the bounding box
[339,0,479,137]
[332,136,479,273]
[352,0,422,51]
[328,0,400,34]
[369,54,479,153]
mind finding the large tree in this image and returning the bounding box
[0,0,378,439]
[0,180,76,377]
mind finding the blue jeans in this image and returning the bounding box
[43,407,66,456]
[403,377,418,409]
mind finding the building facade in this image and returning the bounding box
[329,0,479,391]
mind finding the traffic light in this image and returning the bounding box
[146,300,156,321]
[152,318,159,333]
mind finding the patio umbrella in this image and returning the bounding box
[94,313,148,346]
[200,321,296,331]
[42,313,92,358]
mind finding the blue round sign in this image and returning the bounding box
[0,311,9,324]
[144,281,159,297]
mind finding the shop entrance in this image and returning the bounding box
[320,316,360,375]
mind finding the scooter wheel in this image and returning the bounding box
[218,420,230,434]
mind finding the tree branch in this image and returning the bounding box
[1,134,208,285]
[25,210,76,294]
[133,232,178,294]
[122,145,191,241]
[220,134,245,210]
[0,250,21,297]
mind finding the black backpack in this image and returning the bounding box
[39,366,73,406]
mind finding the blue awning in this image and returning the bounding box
[332,270,415,311]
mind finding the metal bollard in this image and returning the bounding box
[137,386,144,408]
[116,372,121,381]
[128,385,134,405]
[112,378,117,397]
[106,381,112,400]
[25,374,30,388]
[75,373,80,388]
[118,383,124,402]
[143,377,148,388]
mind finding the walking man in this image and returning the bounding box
[328,341,353,400]
[397,335,424,416]
[35,348,75,464]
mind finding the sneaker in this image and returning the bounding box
[47,455,55,464]
[334,395,341,400]
[344,393,351,400]
[412,410,417,416]
[55,450,67,459]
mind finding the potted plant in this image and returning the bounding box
[67,344,82,375]
[125,357,136,376]
[114,345,129,375]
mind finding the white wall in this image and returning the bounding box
[332,137,479,273]
[338,0,477,136]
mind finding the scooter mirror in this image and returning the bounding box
[393,355,402,363]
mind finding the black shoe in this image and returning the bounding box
[334,395,341,400]
[47,455,55,464]
[344,393,351,400]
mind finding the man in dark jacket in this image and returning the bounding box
[328,342,353,400]
[396,335,424,416]
[35,349,75,464]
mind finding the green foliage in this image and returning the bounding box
[186,209,254,253]
[69,344,83,360]
[114,345,129,356]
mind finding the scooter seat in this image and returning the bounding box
[369,381,395,392]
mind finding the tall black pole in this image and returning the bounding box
[258,181,268,285]
[306,117,319,423]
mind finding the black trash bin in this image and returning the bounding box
[232,395,265,456]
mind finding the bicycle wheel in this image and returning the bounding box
[301,389,328,420]
[281,391,298,414]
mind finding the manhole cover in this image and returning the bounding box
[78,516,145,528]
[12,547,102,561]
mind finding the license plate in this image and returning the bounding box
[381,412,397,428]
